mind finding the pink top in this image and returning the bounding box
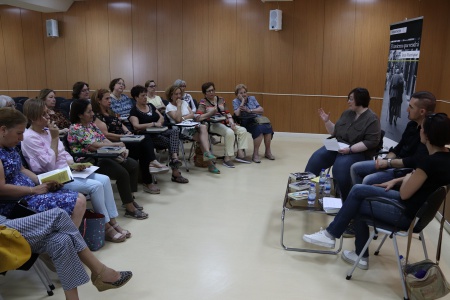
[21,128,73,174]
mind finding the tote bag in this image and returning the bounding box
[79,210,105,251]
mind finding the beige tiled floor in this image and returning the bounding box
[1,132,450,299]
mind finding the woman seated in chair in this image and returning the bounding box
[21,98,130,242]
[303,112,450,270]
[233,84,274,163]
[165,84,219,174]
[145,79,166,114]
[174,79,197,113]
[67,99,148,220]
[0,208,132,300]
[128,85,188,183]
[0,107,86,227]
[304,87,380,201]
[38,88,71,135]
[91,88,175,192]
[197,82,250,168]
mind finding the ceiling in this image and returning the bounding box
[0,0,84,13]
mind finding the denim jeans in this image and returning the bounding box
[350,160,396,185]
[64,173,118,223]
[305,146,367,200]
[326,184,412,257]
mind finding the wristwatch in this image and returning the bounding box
[387,159,392,168]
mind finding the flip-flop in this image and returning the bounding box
[265,154,275,160]
[252,156,261,163]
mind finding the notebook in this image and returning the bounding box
[322,197,342,214]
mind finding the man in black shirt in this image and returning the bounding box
[351,91,436,185]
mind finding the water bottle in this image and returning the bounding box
[308,183,316,206]
[324,175,332,197]
[319,169,326,186]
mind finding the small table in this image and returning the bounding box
[280,177,343,255]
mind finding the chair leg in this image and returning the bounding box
[374,234,388,255]
[32,261,54,296]
[392,235,409,300]
[179,141,189,172]
[419,231,428,259]
[346,229,375,280]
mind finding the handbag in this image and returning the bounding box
[78,209,105,251]
[404,198,450,300]
[254,116,271,124]
[0,225,32,272]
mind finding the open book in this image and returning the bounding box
[176,120,199,126]
[71,166,100,179]
[322,197,342,214]
[323,138,349,151]
[97,146,126,154]
[37,166,74,184]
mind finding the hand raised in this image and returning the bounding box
[318,108,330,123]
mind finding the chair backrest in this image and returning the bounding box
[413,185,449,233]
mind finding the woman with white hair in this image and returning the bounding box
[0,95,15,108]
[174,79,196,113]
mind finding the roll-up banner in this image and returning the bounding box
[381,17,423,145]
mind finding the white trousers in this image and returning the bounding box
[208,123,248,157]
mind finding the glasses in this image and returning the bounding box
[149,85,157,88]
[180,85,186,88]
[81,88,90,93]
[206,89,215,94]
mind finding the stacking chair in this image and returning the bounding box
[345,185,450,300]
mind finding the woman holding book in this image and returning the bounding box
[91,88,170,193]
[67,99,148,220]
[304,87,380,201]
[165,84,219,174]
[21,98,130,242]
[303,112,450,270]
[0,107,86,227]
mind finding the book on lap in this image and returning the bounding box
[37,166,74,184]
[97,146,126,154]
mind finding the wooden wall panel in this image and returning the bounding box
[108,0,133,87]
[0,7,27,97]
[131,0,157,87]
[292,0,324,95]
[263,2,294,95]
[64,1,88,89]
[415,0,450,95]
[322,0,355,96]
[0,9,9,92]
[235,0,265,93]
[182,0,209,93]
[352,0,389,98]
[42,12,68,96]
[86,0,110,90]
[290,97,322,134]
[20,10,46,97]
[208,0,237,92]
[156,0,183,89]
[262,95,292,132]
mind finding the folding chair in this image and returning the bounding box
[345,185,450,300]
[163,113,194,172]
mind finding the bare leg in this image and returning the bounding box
[71,194,86,227]
[64,289,79,300]
[264,134,273,157]
[197,125,211,152]
[252,134,263,161]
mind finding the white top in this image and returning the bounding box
[166,101,190,124]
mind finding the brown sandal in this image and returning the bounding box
[105,226,126,243]
[112,223,131,238]
[171,174,189,184]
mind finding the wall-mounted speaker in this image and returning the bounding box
[269,9,282,31]
[46,19,59,38]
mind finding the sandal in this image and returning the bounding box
[203,151,216,161]
[124,209,148,220]
[112,223,131,238]
[208,164,220,174]
[169,158,183,169]
[149,160,170,174]
[105,226,126,243]
[91,265,133,292]
[143,183,160,194]
[121,201,143,211]
[171,174,189,183]
[264,153,275,160]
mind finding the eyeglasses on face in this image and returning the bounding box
[81,88,90,93]
[149,85,157,88]
[206,89,215,94]
[180,85,186,87]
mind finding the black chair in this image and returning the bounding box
[61,133,119,164]
[345,185,450,300]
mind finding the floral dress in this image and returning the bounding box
[0,147,78,217]
[67,122,106,161]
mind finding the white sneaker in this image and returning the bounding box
[341,250,369,270]
[302,228,335,248]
